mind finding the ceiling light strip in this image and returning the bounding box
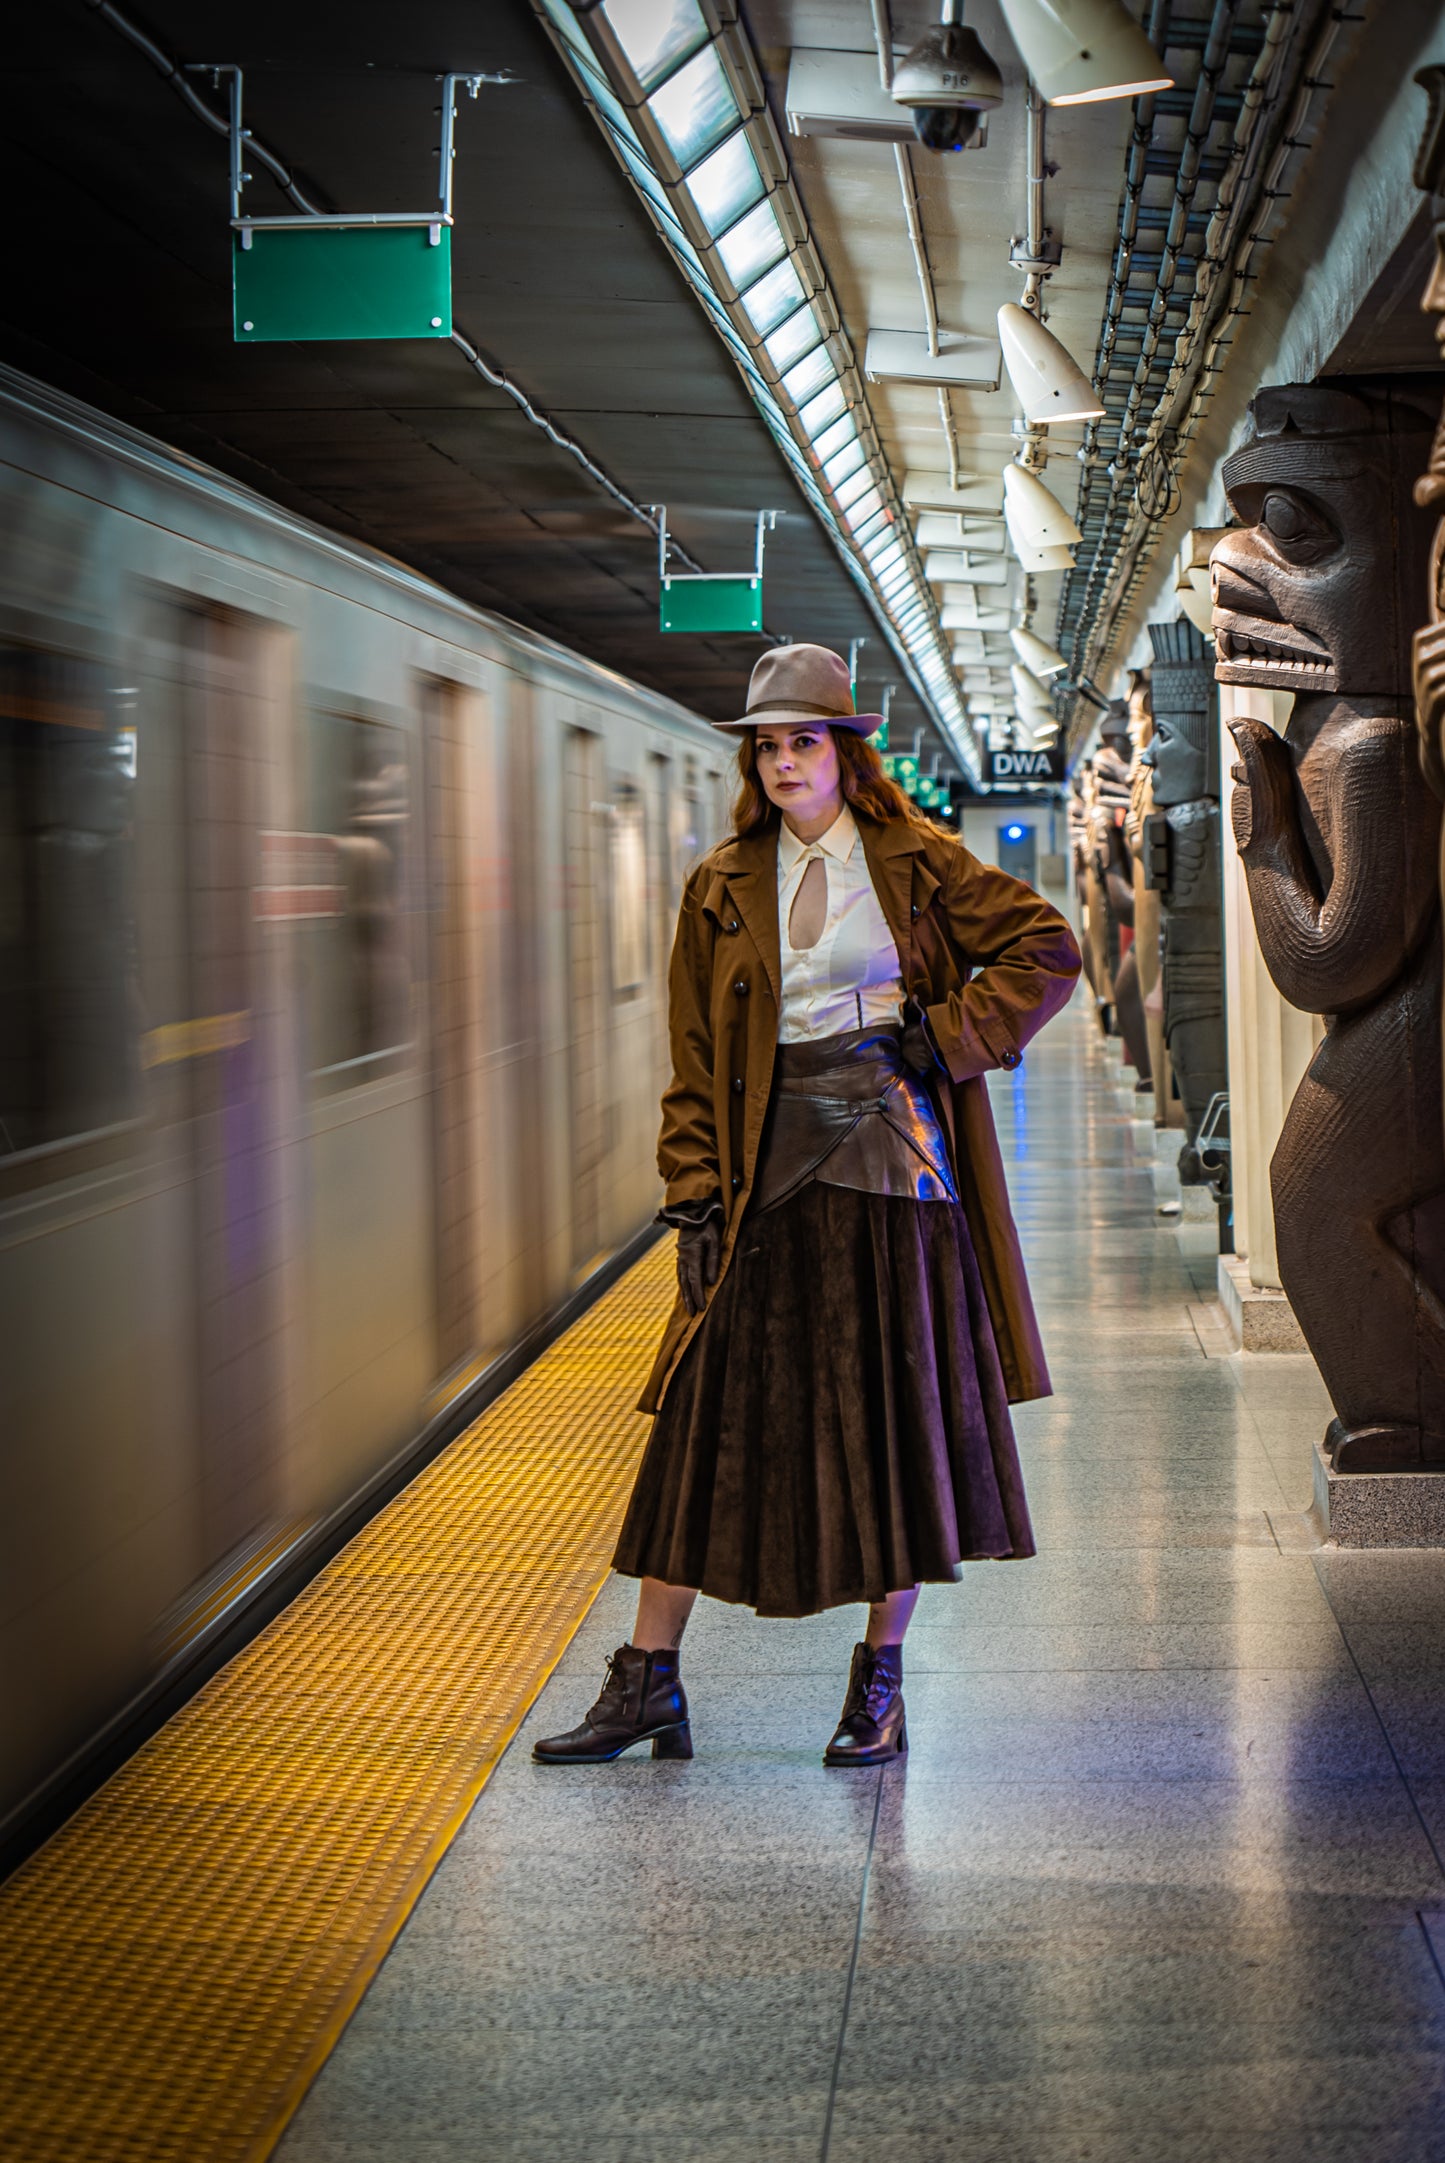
[529,0,977,779]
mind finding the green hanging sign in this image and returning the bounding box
[660,576,763,636]
[234,225,452,343]
[655,507,778,636]
[204,67,493,345]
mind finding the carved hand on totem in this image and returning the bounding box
[1414,616,1445,805]
[1227,718,1294,859]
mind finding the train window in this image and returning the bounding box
[0,645,138,1157]
[610,780,648,995]
[303,708,412,1090]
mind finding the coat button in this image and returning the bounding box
[727,919,740,934]
[732,1077,744,1094]
[732,1173,742,1189]
[1000,1048,1021,1070]
[910,903,919,920]
[733,978,748,996]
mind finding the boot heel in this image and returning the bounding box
[653,1722,693,1761]
[896,1719,909,1755]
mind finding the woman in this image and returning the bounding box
[535,644,1080,1768]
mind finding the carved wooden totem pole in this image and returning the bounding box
[1410,69,1445,1091]
[1140,619,1226,1182]
[1216,379,1445,1471]
[1095,704,1150,1079]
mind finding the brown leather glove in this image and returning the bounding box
[675,1216,722,1316]
[900,1003,943,1078]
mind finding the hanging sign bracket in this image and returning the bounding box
[652,509,781,635]
[194,65,510,341]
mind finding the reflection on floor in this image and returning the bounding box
[280,995,1445,2163]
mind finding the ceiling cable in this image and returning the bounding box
[84,0,708,583]
[83,0,325,214]
[894,145,941,359]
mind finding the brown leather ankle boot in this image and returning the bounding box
[532,1644,692,1763]
[824,1641,907,1766]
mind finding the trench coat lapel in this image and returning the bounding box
[858,816,937,992]
[708,829,782,1005]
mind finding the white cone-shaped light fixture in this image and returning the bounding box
[1010,624,1068,677]
[1003,462,1083,552]
[1012,662,1056,715]
[998,303,1105,425]
[998,0,1173,105]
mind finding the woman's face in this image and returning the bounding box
[753,722,843,830]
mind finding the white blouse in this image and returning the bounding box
[776,806,905,1042]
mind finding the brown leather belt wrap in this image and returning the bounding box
[750,1024,959,1215]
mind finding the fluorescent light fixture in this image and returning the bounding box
[997,0,1173,106]
[925,551,1010,587]
[863,330,1001,390]
[914,513,1006,554]
[1010,625,1068,677]
[602,0,710,91]
[799,379,849,438]
[533,0,980,783]
[716,199,787,289]
[811,411,858,465]
[781,344,836,407]
[833,462,876,512]
[845,486,886,530]
[1003,462,1082,552]
[647,43,740,166]
[687,132,765,234]
[739,257,807,337]
[903,471,999,513]
[822,439,867,492]
[784,47,915,143]
[997,303,1105,425]
[764,303,824,375]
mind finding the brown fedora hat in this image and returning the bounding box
[712,644,884,735]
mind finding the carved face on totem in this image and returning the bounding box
[1127,669,1153,753]
[1211,381,1435,702]
[1410,64,1445,799]
[1140,619,1215,805]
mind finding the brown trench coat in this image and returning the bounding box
[639,810,1083,1414]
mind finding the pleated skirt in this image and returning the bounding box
[613,1182,1036,1618]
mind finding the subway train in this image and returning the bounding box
[0,363,733,1851]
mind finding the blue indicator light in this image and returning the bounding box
[1005,823,1025,841]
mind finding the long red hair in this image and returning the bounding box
[730,726,945,838]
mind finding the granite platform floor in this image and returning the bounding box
[278,995,1445,2163]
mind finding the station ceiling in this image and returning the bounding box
[7,1,1402,781]
[4,1,943,744]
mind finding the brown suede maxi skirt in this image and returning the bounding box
[614,1056,1036,1618]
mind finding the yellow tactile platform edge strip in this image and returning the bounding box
[0,1238,675,2163]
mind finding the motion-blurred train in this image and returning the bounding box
[0,363,732,1851]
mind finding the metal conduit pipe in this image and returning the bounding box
[1094,2,1349,652]
[1119,0,1238,446]
[1066,0,1332,690]
[1066,0,1171,629]
[1067,0,1237,667]
[895,144,942,358]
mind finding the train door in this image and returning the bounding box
[420,678,479,1382]
[144,604,288,1572]
[564,724,605,1273]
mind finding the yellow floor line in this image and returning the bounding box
[0,1238,675,2163]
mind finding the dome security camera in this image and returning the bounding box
[891,3,1004,154]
